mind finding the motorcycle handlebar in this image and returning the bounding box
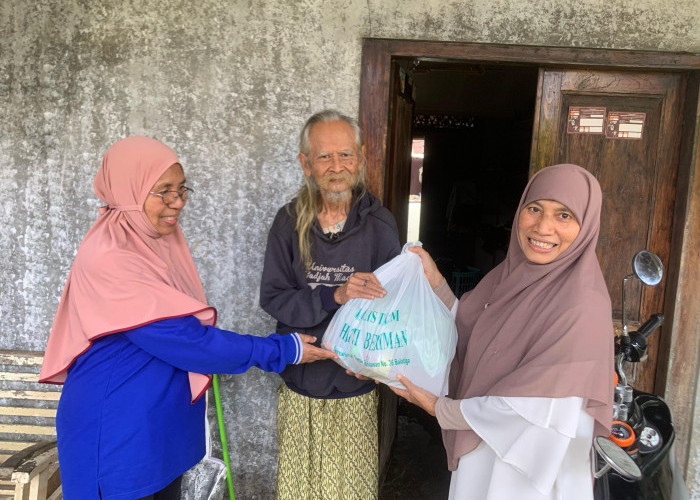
[636,313,664,340]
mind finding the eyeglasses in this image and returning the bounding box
[148,187,193,204]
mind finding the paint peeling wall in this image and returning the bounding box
[1,0,698,498]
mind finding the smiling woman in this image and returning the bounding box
[38,136,337,500]
[517,199,581,265]
[386,164,614,500]
[143,163,188,236]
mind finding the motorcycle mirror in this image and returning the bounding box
[632,250,663,286]
[621,250,664,342]
[593,436,642,481]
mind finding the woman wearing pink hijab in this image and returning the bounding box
[39,136,335,500]
[394,164,614,499]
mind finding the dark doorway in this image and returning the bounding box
[379,61,539,499]
[410,62,538,291]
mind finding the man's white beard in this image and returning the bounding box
[322,189,352,205]
[311,172,356,205]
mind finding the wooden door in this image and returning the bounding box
[531,69,685,393]
[377,62,414,485]
[384,62,415,244]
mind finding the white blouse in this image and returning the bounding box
[448,396,594,500]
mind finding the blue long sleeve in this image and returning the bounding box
[57,316,302,499]
[124,315,300,374]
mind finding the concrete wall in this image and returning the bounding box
[1,0,698,498]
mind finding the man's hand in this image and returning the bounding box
[334,272,386,305]
[297,334,338,363]
[388,374,438,416]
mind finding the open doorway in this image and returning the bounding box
[408,61,538,294]
[379,61,539,498]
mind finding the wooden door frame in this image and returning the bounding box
[358,38,700,475]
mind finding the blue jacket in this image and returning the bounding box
[57,316,300,499]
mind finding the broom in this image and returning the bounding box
[212,374,236,500]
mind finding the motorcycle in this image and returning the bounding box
[593,251,689,500]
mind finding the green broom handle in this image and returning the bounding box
[212,374,236,500]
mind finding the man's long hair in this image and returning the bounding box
[295,110,367,270]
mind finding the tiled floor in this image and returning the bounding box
[380,400,452,499]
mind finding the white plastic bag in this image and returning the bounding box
[322,243,457,396]
[181,393,227,500]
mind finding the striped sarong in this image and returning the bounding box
[275,384,378,500]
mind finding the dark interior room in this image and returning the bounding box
[414,62,538,293]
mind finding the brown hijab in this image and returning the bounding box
[443,164,614,470]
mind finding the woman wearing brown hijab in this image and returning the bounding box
[394,164,614,499]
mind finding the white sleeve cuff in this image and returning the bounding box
[290,333,303,364]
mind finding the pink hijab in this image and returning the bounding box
[40,136,216,402]
[443,164,614,470]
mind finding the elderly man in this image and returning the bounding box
[260,110,401,500]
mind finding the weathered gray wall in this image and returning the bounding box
[1,0,698,498]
